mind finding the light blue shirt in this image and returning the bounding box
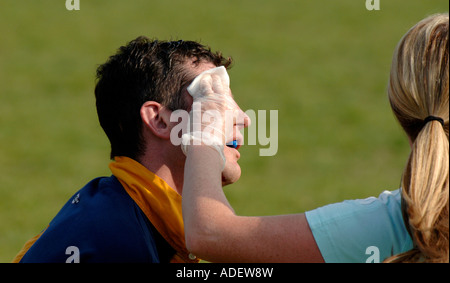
[305,189,413,263]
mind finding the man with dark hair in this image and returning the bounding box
[13,37,245,263]
[95,37,232,160]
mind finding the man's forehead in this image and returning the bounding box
[190,61,217,77]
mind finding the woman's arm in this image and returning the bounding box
[182,145,324,263]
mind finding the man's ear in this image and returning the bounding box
[140,101,172,139]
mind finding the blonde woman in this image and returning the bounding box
[181,13,448,263]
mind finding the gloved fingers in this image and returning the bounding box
[182,66,238,170]
[187,66,231,99]
[194,74,214,98]
[209,73,228,96]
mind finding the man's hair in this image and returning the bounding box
[95,37,232,160]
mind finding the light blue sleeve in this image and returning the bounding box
[305,189,413,263]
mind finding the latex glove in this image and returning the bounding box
[181,66,239,169]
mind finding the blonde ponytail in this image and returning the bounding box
[385,14,449,263]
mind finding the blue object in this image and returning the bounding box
[226,140,238,148]
[305,189,413,263]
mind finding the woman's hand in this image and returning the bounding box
[181,66,240,169]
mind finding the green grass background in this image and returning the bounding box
[0,0,448,262]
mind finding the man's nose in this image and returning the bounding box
[242,110,251,129]
[234,108,251,131]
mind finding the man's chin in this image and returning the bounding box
[221,164,241,186]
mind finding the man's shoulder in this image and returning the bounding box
[20,176,161,262]
[50,176,134,226]
[305,189,413,263]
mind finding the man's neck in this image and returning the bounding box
[138,154,184,196]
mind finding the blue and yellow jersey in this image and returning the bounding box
[13,157,199,263]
